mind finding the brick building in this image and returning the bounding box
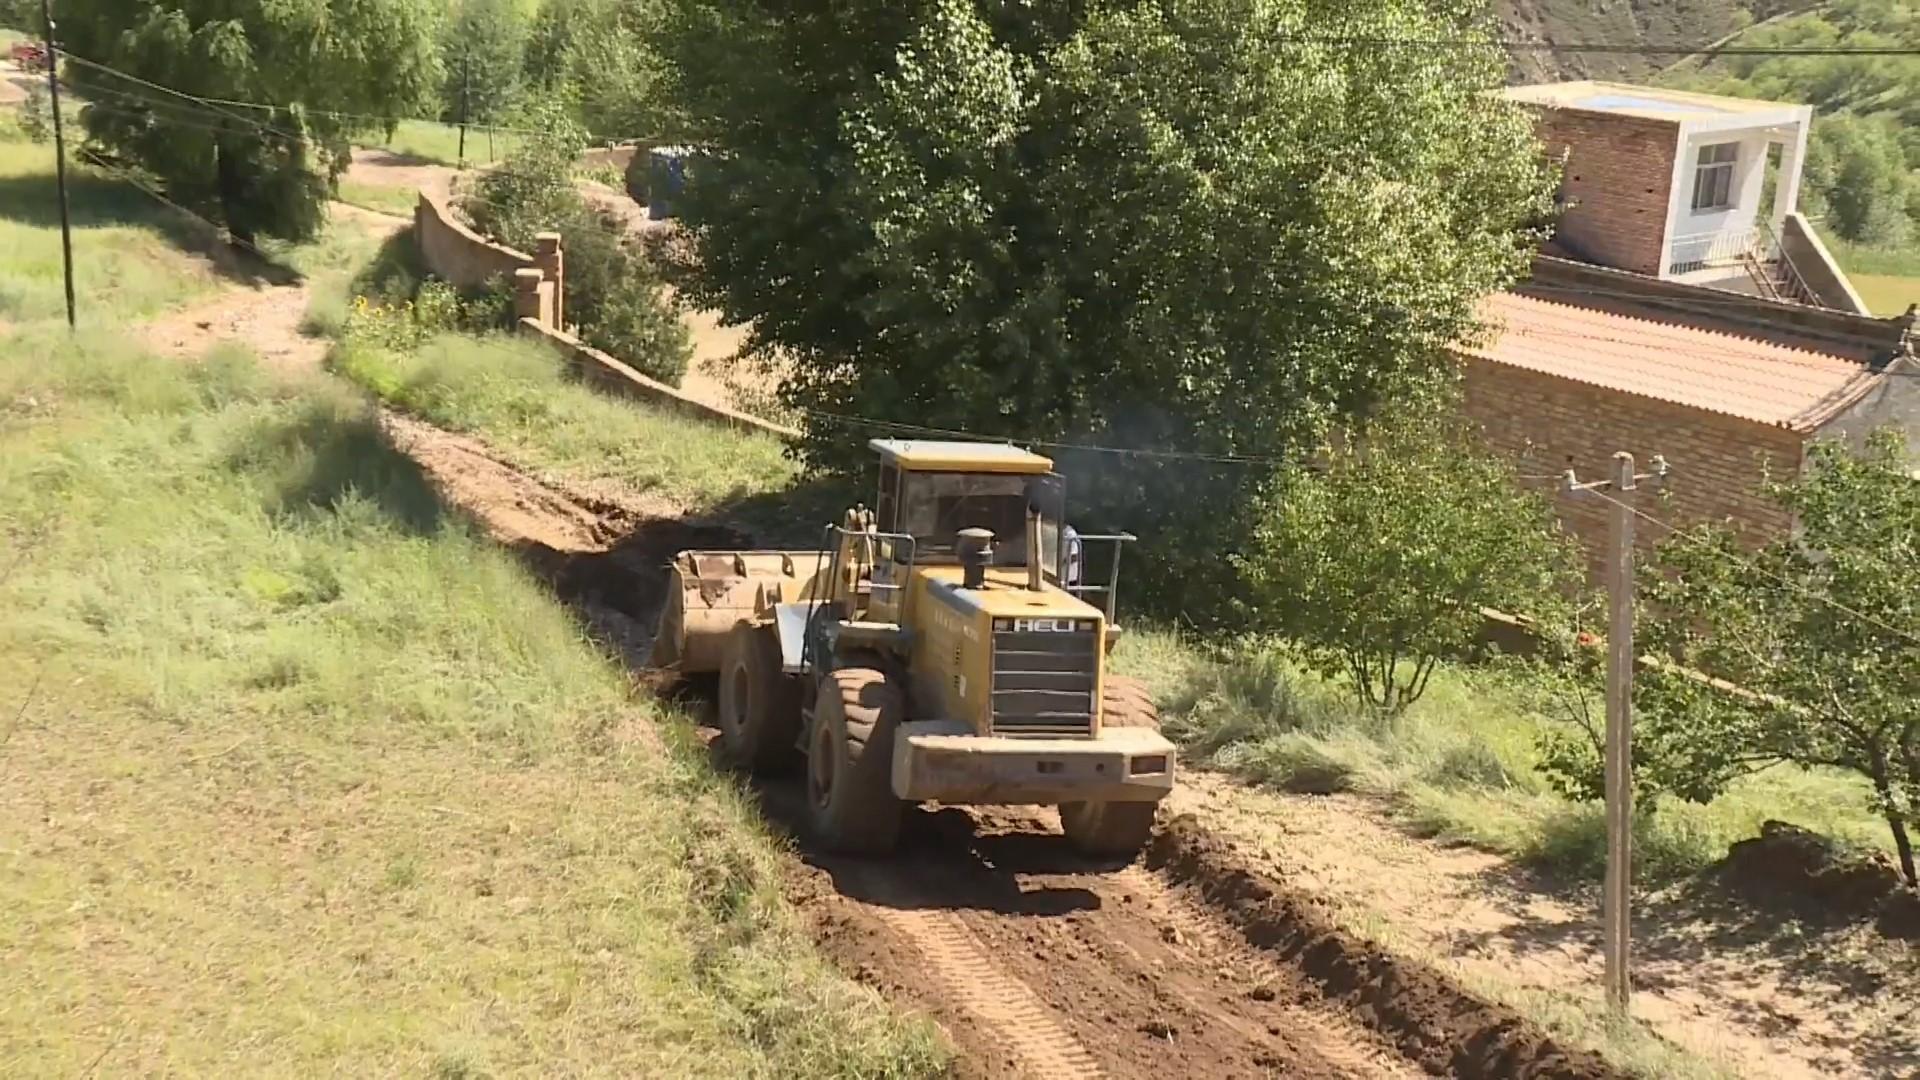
[1459,258,1916,572]
[1457,82,1917,568]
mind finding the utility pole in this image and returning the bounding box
[457,57,470,170]
[1600,451,1636,1015]
[1563,451,1668,1018]
[40,0,76,330]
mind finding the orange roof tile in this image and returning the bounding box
[1463,291,1883,431]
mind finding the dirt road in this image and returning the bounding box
[377,411,1621,1080]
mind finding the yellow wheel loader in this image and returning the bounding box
[651,439,1176,856]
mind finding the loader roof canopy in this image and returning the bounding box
[868,439,1054,474]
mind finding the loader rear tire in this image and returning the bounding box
[1059,675,1161,858]
[717,622,799,773]
[807,667,904,855]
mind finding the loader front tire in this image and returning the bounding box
[807,667,904,855]
[1059,675,1162,858]
[717,622,799,773]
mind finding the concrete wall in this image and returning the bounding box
[1780,213,1873,316]
[1528,256,1908,359]
[1666,127,1772,262]
[1458,354,1803,576]
[414,189,534,291]
[1532,107,1679,277]
[519,319,799,443]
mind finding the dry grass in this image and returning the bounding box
[329,330,798,512]
[0,331,947,1077]
[1113,628,1889,884]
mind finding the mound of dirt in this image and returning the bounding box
[1720,821,1913,936]
[1146,815,1622,1080]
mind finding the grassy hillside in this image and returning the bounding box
[0,332,947,1076]
[1493,0,1798,84]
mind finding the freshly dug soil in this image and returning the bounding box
[1145,815,1624,1080]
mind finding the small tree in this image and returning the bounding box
[439,0,529,131]
[1634,431,1920,886]
[1236,396,1583,713]
[466,101,690,383]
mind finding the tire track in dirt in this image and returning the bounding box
[778,795,1425,1080]
[849,872,1104,1080]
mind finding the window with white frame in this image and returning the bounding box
[1691,142,1738,211]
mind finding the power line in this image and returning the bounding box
[1581,484,1920,648]
[1273,35,1920,57]
[57,49,652,143]
[57,51,306,144]
[73,146,280,262]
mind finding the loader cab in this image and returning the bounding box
[867,439,1064,579]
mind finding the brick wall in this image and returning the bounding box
[414,189,534,291]
[1532,108,1678,278]
[1457,356,1803,577]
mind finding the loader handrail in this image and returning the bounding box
[1060,531,1136,623]
[799,523,917,675]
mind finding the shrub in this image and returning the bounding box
[1237,392,1587,714]
[465,99,691,384]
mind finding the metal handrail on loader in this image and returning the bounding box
[1059,531,1136,622]
[799,522,917,677]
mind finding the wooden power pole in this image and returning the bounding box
[1563,451,1667,1017]
[41,0,76,330]
[1601,451,1636,1014]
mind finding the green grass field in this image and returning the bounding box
[380,119,528,167]
[1112,630,1891,885]
[335,179,421,218]
[0,132,223,326]
[1847,272,1920,316]
[0,331,947,1076]
[1809,228,1920,316]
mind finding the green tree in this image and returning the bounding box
[657,0,1555,619]
[467,101,691,382]
[56,0,439,243]
[440,0,528,129]
[524,0,675,139]
[1803,113,1915,246]
[1631,431,1920,886]
[1235,397,1583,713]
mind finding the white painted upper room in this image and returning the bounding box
[1506,82,1813,280]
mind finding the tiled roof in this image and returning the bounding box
[1462,291,1884,431]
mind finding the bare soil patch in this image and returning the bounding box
[139,202,407,371]
[1167,772,1920,1079]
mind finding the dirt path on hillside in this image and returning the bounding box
[140,203,407,370]
[1169,773,1919,1079]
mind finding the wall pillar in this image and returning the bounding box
[534,232,564,331]
[513,268,550,327]
[1771,114,1810,234]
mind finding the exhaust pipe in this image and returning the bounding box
[956,527,994,590]
[1025,505,1044,592]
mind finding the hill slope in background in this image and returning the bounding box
[1496,0,1807,83]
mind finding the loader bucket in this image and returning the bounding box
[648,550,827,673]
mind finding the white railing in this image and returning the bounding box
[1667,226,1763,274]
[1667,223,1819,307]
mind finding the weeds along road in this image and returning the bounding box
[384,405,1617,1080]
